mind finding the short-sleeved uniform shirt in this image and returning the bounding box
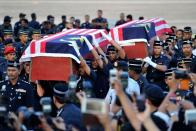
[146,54,170,90]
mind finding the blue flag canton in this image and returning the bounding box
[123,22,156,41]
[45,35,93,57]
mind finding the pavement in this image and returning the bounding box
[0,0,196,32]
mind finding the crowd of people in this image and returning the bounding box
[0,9,196,131]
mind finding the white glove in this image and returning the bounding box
[81,36,93,51]
[143,57,157,68]
[92,36,99,48]
[100,31,112,41]
[70,41,81,57]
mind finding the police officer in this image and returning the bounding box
[101,31,126,65]
[56,15,67,32]
[80,15,93,29]
[164,68,176,92]
[0,61,34,112]
[115,13,126,26]
[0,46,16,80]
[29,13,40,29]
[2,29,14,41]
[31,29,41,41]
[144,40,170,91]
[181,40,195,59]
[15,30,29,58]
[53,83,85,130]
[0,16,12,38]
[92,10,108,29]
[183,26,192,40]
[14,13,26,38]
[128,59,149,93]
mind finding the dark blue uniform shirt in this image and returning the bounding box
[0,58,8,81]
[93,64,111,98]
[92,17,108,29]
[80,22,93,29]
[0,79,34,112]
[146,54,170,90]
[57,103,84,130]
[29,20,40,29]
[136,75,149,94]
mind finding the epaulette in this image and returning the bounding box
[20,80,30,84]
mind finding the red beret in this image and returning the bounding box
[4,46,15,55]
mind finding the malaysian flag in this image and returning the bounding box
[110,18,172,42]
[20,29,109,63]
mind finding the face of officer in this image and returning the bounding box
[4,34,13,40]
[79,66,85,76]
[176,30,183,40]
[120,13,125,20]
[165,75,174,88]
[32,34,41,40]
[128,69,135,78]
[7,67,20,80]
[108,51,117,62]
[91,60,98,69]
[97,10,103,18]
[85,15,90,22]
[19,35,28,44]
[183,32,192,40]
[5,53,16,61]
[153,46,163,56]
[24,62,30,74]
[182,44,192,57]
[21,20,28,28]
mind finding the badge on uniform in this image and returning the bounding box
[18,96,22,99]
[16,89,26,93]
[1,85,6,91]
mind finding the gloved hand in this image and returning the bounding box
[100,31,112,41]
[92,36,99,48]
[81,36,93,51]
[70,41,81,57]
[143,57,157,68]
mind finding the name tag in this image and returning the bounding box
[16,89,26,93]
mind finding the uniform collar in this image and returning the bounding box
[8,79,21,86]
[153,54,162,59]
[57,105,64,117]
[182,54,194,59]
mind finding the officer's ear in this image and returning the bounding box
[53,96,56,103]
[165,77,168,84]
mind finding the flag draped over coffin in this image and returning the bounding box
[110,18,172,42]
[20,29,109,63]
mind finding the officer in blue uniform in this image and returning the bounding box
[53,83,85,131]
[0,16,12,38]
[183,26,192,40]
[0,61,34,112]
[14,30,29,58]
[31,29,41,41]
[81,15,93,29]
[0,46,16,81]
[14,13,26,39]
[29,13,40,29]
[92,10,108,29]
[171,40,195,68]
[1,39,21,61]
[2,29,14,41]
[128,59,149,93]
[56,15,67,32]
[144,40,170,91]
